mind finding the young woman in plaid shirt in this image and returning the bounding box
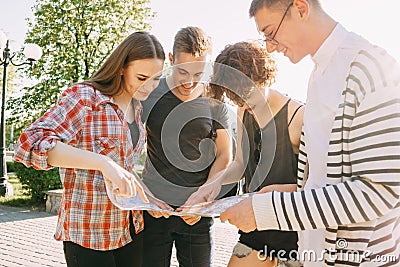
[14,32,165,267]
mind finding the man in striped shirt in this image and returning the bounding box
[221,0,400,266]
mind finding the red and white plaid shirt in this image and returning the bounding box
[14,84,146,251]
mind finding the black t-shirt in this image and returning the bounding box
[141,78,229,206]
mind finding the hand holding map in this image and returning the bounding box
[105,179,253,217]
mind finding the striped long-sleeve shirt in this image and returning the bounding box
[253,28,400,266]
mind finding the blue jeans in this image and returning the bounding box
[142,211,213,267]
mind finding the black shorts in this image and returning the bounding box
[239,229,298,259]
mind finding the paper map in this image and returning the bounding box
[105,180,253,218]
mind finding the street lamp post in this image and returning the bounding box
[0,31,42,196]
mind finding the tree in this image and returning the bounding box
[8,0,154,137]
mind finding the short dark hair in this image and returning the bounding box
[249,0,321,17]
[172,26,212,59]
[209,41,277,106]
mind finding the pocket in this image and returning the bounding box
[94,137,120,159]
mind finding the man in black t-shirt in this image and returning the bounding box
[141,27,232,267]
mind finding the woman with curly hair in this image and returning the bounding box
[202,41,304,266]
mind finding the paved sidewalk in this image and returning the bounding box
[0,205,238,267]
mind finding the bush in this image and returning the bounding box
[6,161,16,173]
[14,162,61,202]
[136,150,147,166]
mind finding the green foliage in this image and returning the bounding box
[0,176,45,209]
[13,162,61,202]
[8,0,155,137]
[136,150,147,166]
[6,161,16,173]
[0,59,21,97]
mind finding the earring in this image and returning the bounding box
[299,12,303,18]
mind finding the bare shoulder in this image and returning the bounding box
[287,99,304,153]
[288,99,304,120]
[270,90,304,127]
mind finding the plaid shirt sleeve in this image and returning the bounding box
[14,86,87,170]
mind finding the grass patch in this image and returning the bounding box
[0,175,45,211]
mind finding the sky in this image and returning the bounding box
[1,0,399,102]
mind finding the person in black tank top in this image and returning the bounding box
[238,99,300,261]
[206,42,304,267]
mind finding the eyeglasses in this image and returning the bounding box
[253,128,262,164]
[260,2,293,47]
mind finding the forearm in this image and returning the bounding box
[253,178,399,231]
[206,160,245,186]
[182,149,236,206]
[206,152,230,182]
[47,141,108,171]
[206,128,232,181]
[259,183,297,193]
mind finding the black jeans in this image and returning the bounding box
[63,213,143,267]
[142,211,213,267]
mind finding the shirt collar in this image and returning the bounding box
[312,23,349,74]
[94,87,143,114]
[93,88,116,108]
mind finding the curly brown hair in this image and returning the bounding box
[208,41,276,106]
